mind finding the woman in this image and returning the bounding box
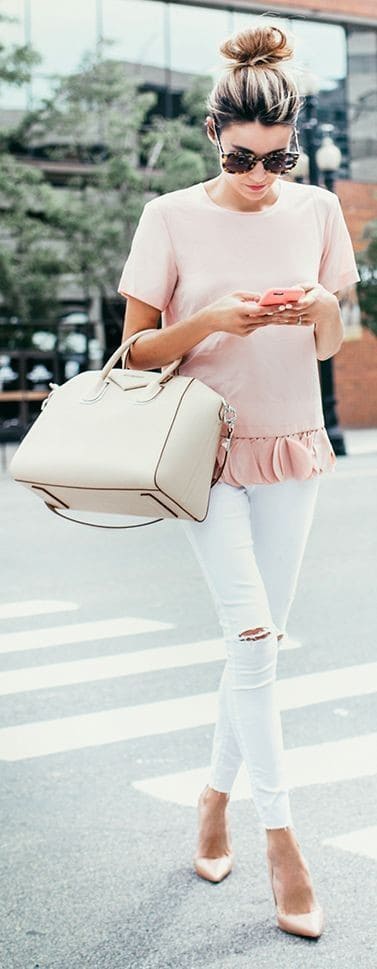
[117,23,360,940]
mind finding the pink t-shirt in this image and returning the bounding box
[117,178,360,486]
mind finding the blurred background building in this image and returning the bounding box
[0,0,376,444]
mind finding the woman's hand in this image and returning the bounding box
[203,284,341,345]
[262,282,339,327]
[261,281,344,358]
[204,290,287,337]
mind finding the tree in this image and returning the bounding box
[1,15,216,341]
[0,155,73,333]
[1,47,158,334]
[0,9,40,92]
[0,9,68,335]
[356,221,377,338]
[140,75,219,195]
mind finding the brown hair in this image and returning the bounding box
[206,23,302,133]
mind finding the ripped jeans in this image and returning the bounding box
[180,475,320,829]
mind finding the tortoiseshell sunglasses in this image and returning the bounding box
[211,120,300,175]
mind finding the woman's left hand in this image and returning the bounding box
[264,282,338,327]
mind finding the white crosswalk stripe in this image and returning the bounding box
[0,635,302,695]
[133,733,377,804]
[322,826,377,861]
[0,661,376,761]
[0,691,215,760]
[1,603,375,863]
[0,600,79,619]
[0,616,172,655]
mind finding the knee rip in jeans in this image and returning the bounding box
[238,626,272,643]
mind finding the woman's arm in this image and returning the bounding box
[120,295,216,370]
[119,289,273,370]
[313,290,344,361]
[282,283,345,362]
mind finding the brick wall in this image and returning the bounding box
[335,181,377,253]
[250,0,377,20]
[331,182,377,428]
[333,327,377,427]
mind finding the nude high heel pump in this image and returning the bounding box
[267,855,325,938]
[193,784,234,883]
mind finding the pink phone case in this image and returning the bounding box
[258,287,305,306]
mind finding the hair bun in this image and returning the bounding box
[220,25,294,70]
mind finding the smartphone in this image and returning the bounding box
[258,287,305,306]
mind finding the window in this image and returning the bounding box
[102,0,165,69]
[347,28,377,182]
[169,2,231,76]
[0,0,25,46]
[232,10,289,36]
[29,0,97,75]
[0,0,28,109]
[291,18,346,90]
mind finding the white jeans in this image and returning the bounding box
[181,475,320,829]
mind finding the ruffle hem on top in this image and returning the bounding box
[217,425,336,487]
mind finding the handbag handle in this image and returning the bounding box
[83,328,182,402]
[104,327,182,379]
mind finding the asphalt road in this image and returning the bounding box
[0,436,376,969]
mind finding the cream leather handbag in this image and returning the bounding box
[9,328,237,529]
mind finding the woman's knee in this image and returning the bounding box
[238,626,271,642]
[229,624,278,689]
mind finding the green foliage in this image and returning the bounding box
[140,76,219,196]
[0,153,72,324]
[0,12,64,326]
[0,11,41,88]
[0,49,158,326]
[356,220,377,337]
[18,53,156,161]
[0,25,217,332]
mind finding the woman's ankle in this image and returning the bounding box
[265,826,301,858]
[266,825,296,838]
[202,784,230,803]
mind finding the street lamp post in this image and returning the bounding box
[297,72,347,456]
[315,124,346,455]
[298,70,321,185]
[316,124,342,192]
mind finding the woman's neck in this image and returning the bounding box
[202,175,281,213]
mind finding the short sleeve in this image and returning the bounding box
[318,194,360,294]
[117,200,178,311]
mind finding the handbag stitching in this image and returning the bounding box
[14,480,171,492]
[140,493,179,517]
[30,485,70,508]
[12,380,198,495]
[13,378,223,522]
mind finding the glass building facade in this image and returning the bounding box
[1,0,376,182]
